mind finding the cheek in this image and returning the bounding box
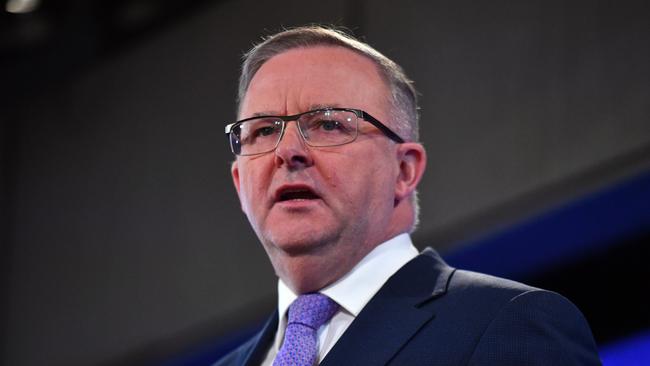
[323,169,341,190]
[322,150,393,202]
[238,163,268,205]
[331,163,376,207]
[366,157,398,202]
[320,156,353,198]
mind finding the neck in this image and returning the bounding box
[272,230,409,294]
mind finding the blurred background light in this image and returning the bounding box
[600,330,650,366]
[5,0,40,14]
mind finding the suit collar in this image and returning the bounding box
[241,311,278,366]
[417,247,455,301]
[321,233,419,317]
[320,247,455,366]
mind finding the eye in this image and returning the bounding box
[245,119,282,140]
[318,119,342,131]
[300,111,355,136]
[255,126,277,137]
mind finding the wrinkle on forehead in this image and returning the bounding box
[248,103,345,118]
[239,46,391,121]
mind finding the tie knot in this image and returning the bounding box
[288,293,339,329]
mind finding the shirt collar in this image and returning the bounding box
[277,233,418,320]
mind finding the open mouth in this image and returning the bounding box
[276,187,320,202]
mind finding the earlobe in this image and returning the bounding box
[395,143,427,202]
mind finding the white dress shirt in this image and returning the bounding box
[261,233,419,365]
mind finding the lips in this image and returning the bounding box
[274,185,321,203]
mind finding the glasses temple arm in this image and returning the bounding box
[360,111,405,143]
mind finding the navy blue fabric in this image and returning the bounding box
[213,248,601,365]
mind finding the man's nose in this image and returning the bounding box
[274,122,313,169]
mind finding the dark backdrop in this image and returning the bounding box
[1,1,649,365]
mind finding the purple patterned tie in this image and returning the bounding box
[273,293,339,366]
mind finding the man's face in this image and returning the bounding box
[232,46,408,293]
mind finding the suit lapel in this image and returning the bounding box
[240,311,278,366]
[320,248,455,366]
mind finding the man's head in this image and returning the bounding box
[229,26,426,293]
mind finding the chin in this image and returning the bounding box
[265,228,339,257]
[270,248,344,294]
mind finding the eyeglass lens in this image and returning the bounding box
[231,109,358,155]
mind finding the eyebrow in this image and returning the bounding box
[308,103,342,110]
[249,104,343,118]
[250,111,278,118]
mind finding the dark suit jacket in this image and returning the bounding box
[214,248,601,365]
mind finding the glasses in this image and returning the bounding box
[225,108,404,156]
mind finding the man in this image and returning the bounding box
[215,26,601,365]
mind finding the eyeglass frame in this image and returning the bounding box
[224,108,405,156]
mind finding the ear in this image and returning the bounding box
[231,160,246,213]
[394,143,427,203]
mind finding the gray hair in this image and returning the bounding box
[237,25,420,142]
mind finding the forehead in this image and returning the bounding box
[240,46,390,118]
